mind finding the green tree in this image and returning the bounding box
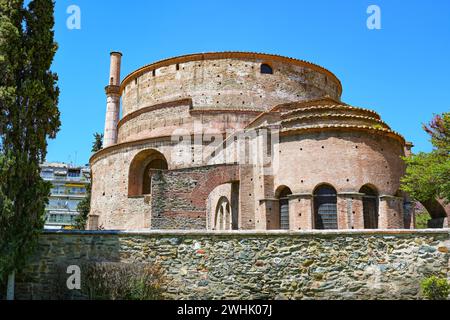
[0,0,60,298]
[401,113,450,203]
[415,210,432,229]
[92,132,103,152]
[74,132,101,230]
[74,183,90,230]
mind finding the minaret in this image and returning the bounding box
[103,51,122,148]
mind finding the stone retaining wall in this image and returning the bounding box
[16,229,450,300]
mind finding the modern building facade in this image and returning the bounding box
[88,51,415,231]
[40,162,90,229]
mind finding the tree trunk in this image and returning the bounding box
[6,271,15,300]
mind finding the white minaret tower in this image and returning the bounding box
[103,51,122,148]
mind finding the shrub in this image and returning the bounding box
[83,262,166,300]
[55,262,166,300]
[415,211,431,229]
[421,276,450,300]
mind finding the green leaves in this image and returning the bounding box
[0,0,60,285]
[75,183,91,230]
[401,112,450,204]
[421,276,450,300]
[73,130,104,230]
[92,132,103,153]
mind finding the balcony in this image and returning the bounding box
[45,211,79,226]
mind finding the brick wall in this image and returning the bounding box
[150,164,239,229]
[121,55,341,117]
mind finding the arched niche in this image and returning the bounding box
[128,149,168,197]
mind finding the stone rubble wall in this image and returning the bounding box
[150,164,239,230]
[16,229,450,300]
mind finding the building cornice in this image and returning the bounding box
[90,135,176,165]
[281,113,389,128]
[118,98,193,129]
[280,124,406,145]
[189,108,262,115]
[90,132,230,166]
[281,104,381,120]
[118,98,262,130]
[379,195,404,200]
[105,85,120,95]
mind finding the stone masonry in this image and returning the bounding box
[15,230,450,300]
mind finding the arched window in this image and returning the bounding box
[360,185,379,229]
[276,186,292,230]
[314,185,338,230]
[260,63,273,75]
[215,197,231,231]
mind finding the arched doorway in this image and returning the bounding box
[276,186,292,230]
[128,149,168,196]
[360,185,379,229]
[215,196,231,230]
[314,184,338,230]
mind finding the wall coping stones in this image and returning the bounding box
[42,228,450,238]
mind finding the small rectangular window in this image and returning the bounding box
[261,63,273,74]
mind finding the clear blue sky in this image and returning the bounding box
[47,0,450,165]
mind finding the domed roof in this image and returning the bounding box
[246,97,405,144]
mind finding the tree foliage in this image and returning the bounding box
[415,210,432,229]
[74,183,90,230]
[0,0,60,285]
[74,132,101,230]
[401,113,450,203]
[92,132,103,153]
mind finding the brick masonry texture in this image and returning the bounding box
[120,55,341,117]
[91,52,417,231]
[16,230,450,300]
[150,165,239,229]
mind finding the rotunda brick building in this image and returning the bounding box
[88,52,414,231]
